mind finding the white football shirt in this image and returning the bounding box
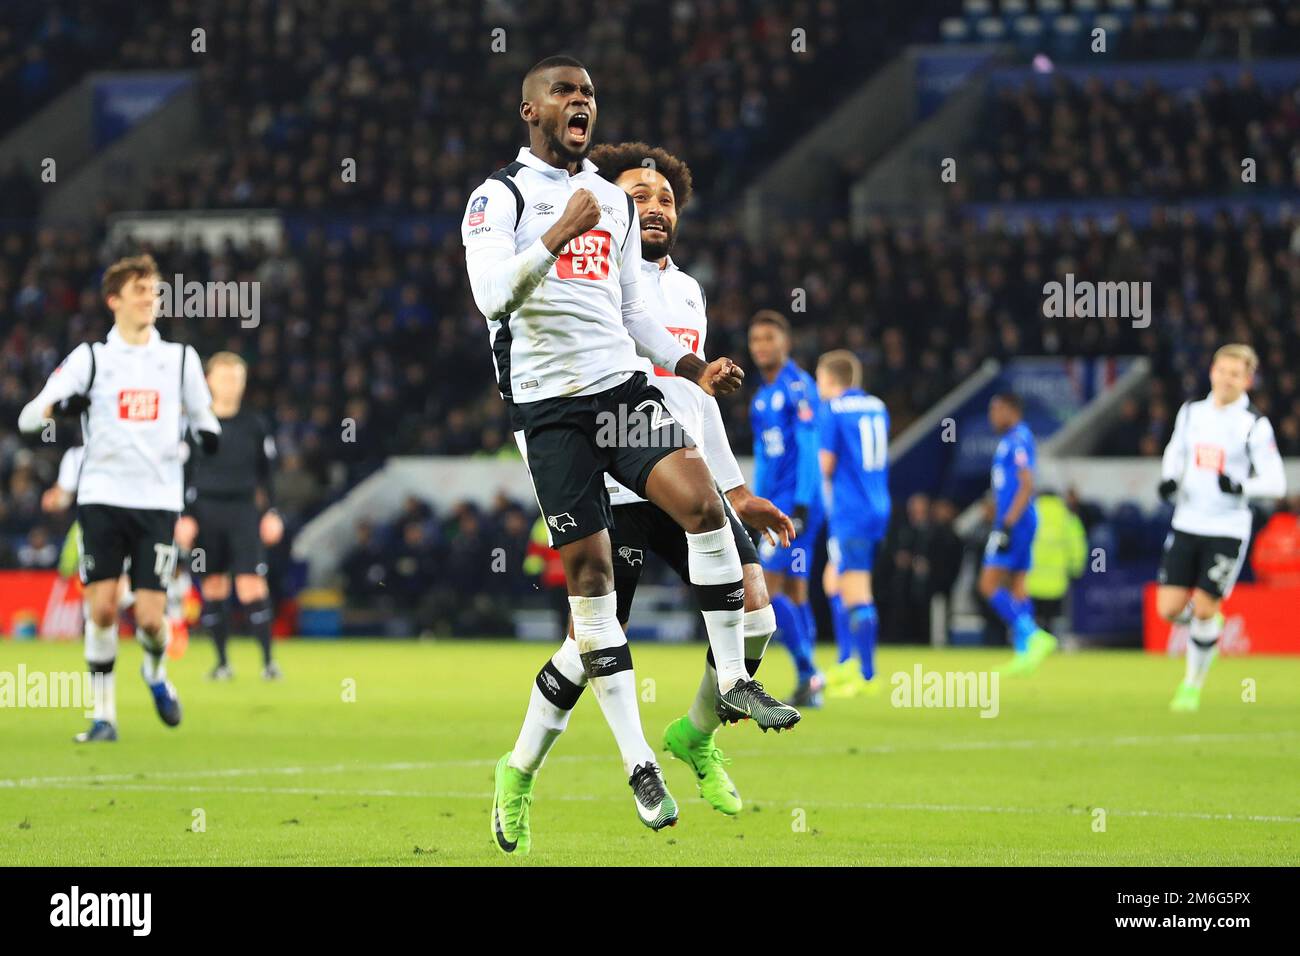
[462,147,690,404]
[19,326,220,512]
[1161,392,1286,540]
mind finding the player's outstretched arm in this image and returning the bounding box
[17,343,93,433]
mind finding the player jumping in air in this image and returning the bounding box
[18,254,220,742]
[749,310,826,706]
[816,350,891,698]
[499,142,797,831]
[979,392,1057,676]
[1155,344,1286,712]
[176,352,284,682]
[462,57,800,854]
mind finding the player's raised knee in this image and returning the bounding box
[675,491,726,536]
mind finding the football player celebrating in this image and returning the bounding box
[463,57,799,854]
[1156,344,1285,711]
[499,142,796,831]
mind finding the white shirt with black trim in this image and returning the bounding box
[461,147,690,405]
[605,256,745,507]
[19,327,220,512]
[1160,391,1286,540]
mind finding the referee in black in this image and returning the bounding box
[177,352,284,680]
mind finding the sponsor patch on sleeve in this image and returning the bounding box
[467,195,488,226]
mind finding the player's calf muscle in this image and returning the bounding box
[742,564,768,611]
[1156,586,1188,620]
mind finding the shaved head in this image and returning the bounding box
[522,54,587,100]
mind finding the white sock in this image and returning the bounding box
[1186,614,1221,688]
[688,605,777,735]
[685,525,747,693]
[571,592,655,776]
[85,616,118,724]
[510,638,588,775]
[138,619,170,684]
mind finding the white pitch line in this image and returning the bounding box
[2,729,1295,790]
[21,781,1299,825]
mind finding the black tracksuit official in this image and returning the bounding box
[186,408,279,673]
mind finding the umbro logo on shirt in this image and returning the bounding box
[533,203,554,214]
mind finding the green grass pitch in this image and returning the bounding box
[1,637,1297,865]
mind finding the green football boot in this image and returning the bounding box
[1026,628,1058,663]
[1169,681,1201,713]
[628,762,678,830]
[663,716,741,816]
[1000,628,1058,677]
[824,659,858,689]
[490,752,535,856]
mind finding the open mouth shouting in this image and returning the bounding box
[566,110,591,146]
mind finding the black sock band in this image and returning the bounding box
[693,580,745,612]
[580,643,633,679]
[536,660,585,710]
[88,659,115,675]
[1190,636,1219,650]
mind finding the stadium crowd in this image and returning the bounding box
[963,72,1300,202]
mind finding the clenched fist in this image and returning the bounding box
[544,188,602,254]
[698,357,745,397]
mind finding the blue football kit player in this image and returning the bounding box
[748,311,824,704]
[978,392,1057,674]
[816,351,891,698]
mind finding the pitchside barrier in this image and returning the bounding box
[1143,583,1300,656]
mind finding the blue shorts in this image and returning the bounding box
[828,525,882,573]
[983,514,1037,573]
[759,508,824,577]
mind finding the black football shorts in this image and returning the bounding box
[1157,529,1246,599]
[78,503,178,592]
[513,371,695,547]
